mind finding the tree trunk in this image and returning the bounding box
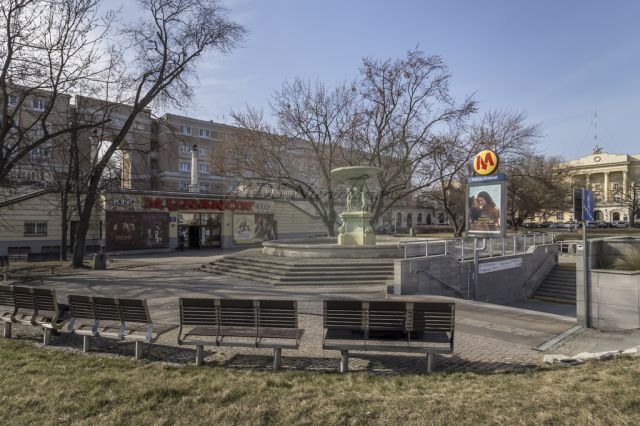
[60,193,68,261]
[71,191,98,268]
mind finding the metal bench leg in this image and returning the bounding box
[273,348,282,370]
[82,335,90,353]
[195,345,204,366]
[427,353,435,373]
[134,341,143,360]
[340,350,349,373]
[3,322,11,338]
[43,328,51,346]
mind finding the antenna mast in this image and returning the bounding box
[592,111,602,154]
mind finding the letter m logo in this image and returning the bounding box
[476,152,495,171]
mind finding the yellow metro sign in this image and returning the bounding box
[473,150,499,175]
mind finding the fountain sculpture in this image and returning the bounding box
[331,166,382,246]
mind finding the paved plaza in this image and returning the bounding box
[6,249,629,373]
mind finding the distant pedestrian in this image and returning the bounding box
[178,232,185,251]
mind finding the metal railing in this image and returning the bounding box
[398,233,557,260]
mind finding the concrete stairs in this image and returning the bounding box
[532,264,576,304]
[201,255,394,286]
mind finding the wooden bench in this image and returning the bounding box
[67,295,177,359]
[0,285,65,345]
[177,298,305,369]
[323,300,455,373]
[0,285,14,337]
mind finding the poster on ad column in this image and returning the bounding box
[466,181,506,236]
[233,214,255,244]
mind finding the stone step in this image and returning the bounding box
[546,269,576,276]
[532,295,576,304]
[534,289,576,299]
[218,256,394,270]
[208,264,392,283]
[542,278,576,286]
[211,260,392,278]
[535,286,576,296]
[202,265,389,286]
[216,258,394,273]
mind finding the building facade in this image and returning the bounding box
[561,151,640,222]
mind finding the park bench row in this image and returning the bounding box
[0,285,455,372]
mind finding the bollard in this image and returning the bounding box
[82,335,90,352]
[427,353,435,372]
[43,328,51,346]
[3,322,12,338]
[135,341,144,360]
[273,348,282,370]
[340,350,349,373]
[195,345,204,366]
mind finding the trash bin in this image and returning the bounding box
[92,252,107,270]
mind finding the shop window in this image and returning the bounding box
[24,221,47,237]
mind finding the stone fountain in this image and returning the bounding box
[331,166,382,246]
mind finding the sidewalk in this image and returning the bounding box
[10,251,637,372]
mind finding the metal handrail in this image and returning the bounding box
[397,238,464,259]
[414,268,465,297]
[399,233,556,259]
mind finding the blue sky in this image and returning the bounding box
[108,0,640,159]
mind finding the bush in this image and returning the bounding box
[612,245,640,271]
[415,225,454,234]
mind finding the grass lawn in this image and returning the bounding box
[1,340,639,425]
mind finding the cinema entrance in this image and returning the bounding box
[177,213,222,249]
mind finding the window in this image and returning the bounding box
[417,213,423,224]
[198,146,210,158]
[24,221,47,237]
[593,183,601,190]
[179,161,191,172]
[556,212,564,220]
[199,183,209,192]
[179,181,189,191]
[199,128,210,138]
[8,95,17,107]
[198,163,209,174]
[179,143,191,154]
[180,125,191,135]
[32,99,49,111]
[613,194,622,203]
[612,182,620,190]
[31,145,51,159]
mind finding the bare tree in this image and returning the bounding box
[69,0,246,266]
[614,175,640,227]
[0,0,111,186]
[426,132,479,236]
[503,155,571,230]
[231,50,475,236]
[427,109,549,234]
[352,49,477,224]
[231,80,355,236]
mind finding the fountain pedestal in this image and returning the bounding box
[338,211,376,246]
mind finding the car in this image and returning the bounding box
[563,221,579,230]
[611,220,629,228]
[373,224,391,235]
[537,221,552,228]
[548,222,563,229]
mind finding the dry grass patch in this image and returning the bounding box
[0,339,639,425]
